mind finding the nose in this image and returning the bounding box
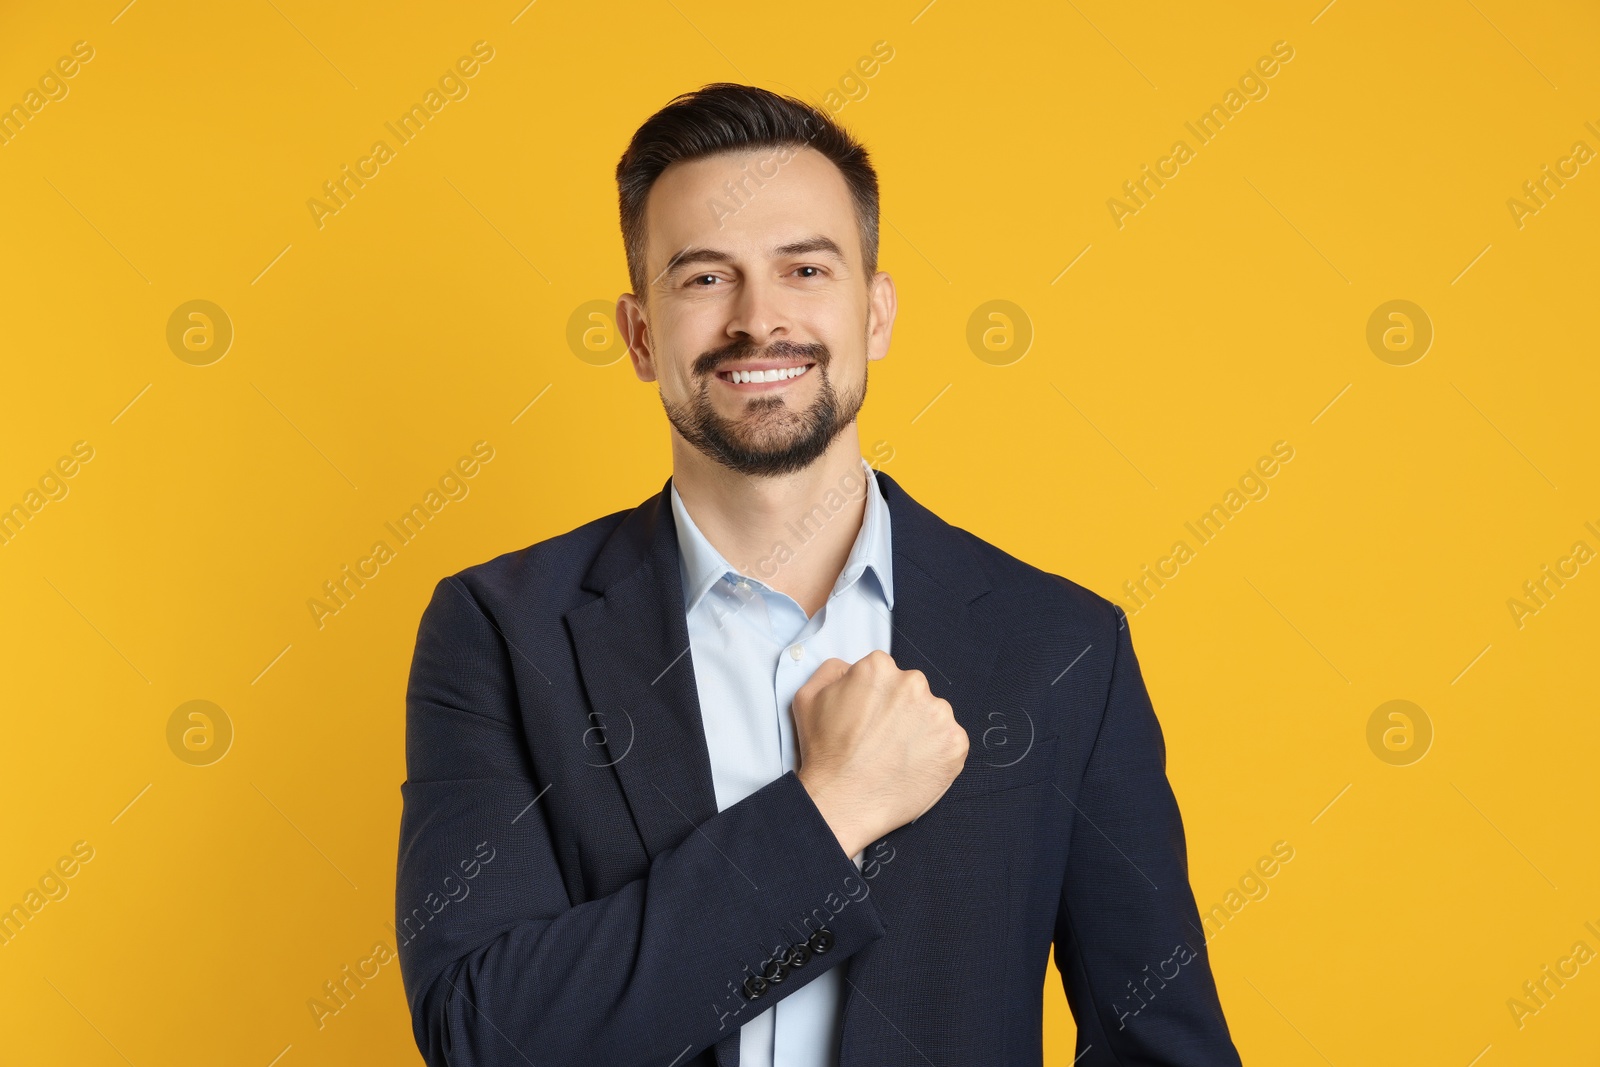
[724,272,791,347]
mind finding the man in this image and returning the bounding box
[396,83,1241,1067]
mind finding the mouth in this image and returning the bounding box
[714,361,816,390]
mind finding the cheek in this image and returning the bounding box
[818,307,870,369]
[653,316,711,391]
[816,354,865,402]
[658,359,698,402]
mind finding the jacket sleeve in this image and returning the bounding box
[396,575,887,1066]
[1052,604,1243,1066]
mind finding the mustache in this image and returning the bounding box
[693,338,829,378]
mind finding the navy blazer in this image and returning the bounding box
[396,469,1242,1066]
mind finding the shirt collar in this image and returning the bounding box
[669,458,895,614]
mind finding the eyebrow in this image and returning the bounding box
[657,235,848,283]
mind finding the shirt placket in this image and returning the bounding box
[727,576,816,776]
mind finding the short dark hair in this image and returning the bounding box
[615,83,880,302]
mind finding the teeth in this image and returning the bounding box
[727,365,810,384]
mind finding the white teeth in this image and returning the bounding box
[726,364,810,384]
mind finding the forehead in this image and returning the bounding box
[643,146,861,268]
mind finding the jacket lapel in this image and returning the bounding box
[564,479,722,860]
[564,486,740,1067]
[564,469,999,1066]
[836,471,1003,1059]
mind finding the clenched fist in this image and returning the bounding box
[792,650,969,857]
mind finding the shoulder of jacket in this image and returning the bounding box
[434,505,634,607]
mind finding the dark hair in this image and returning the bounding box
[615,83,880,301]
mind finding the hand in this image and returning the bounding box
[792,650,969,857]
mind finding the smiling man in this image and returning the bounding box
[396,83,1242,1067]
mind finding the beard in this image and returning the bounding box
[659,336,867,478]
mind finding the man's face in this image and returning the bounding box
[617,145,895,478]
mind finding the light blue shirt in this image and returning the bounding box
[669,457,894,1067]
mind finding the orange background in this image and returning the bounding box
[1,1,1596,1063]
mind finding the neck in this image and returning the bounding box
[669,425,869,618]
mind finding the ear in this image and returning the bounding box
[865,271,896,363]
[616,293,656,382]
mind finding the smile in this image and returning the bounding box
[715,362,815,387]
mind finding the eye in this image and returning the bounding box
[688,273,721,287]
[793,265,824,279]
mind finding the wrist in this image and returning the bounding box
[797,769,870,858]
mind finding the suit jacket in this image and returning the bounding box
[396,469,1243,1067]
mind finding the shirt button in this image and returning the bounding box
[789,644,804,660]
